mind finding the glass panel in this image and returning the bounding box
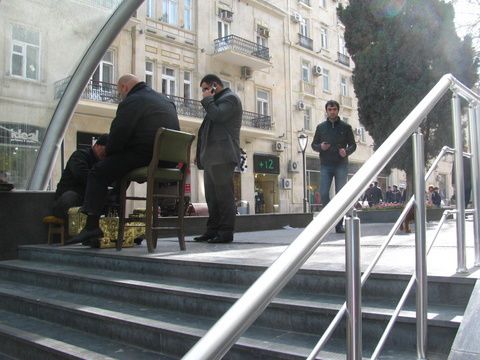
[1,1,124,189]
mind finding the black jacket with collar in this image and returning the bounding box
[55,147,98,199]
[311,117,356,165]
[107,82,180,159]
[196,87,242,169]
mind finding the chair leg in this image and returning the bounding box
[177,181,186,251]
[116,181,128,251]
[47,224,53,245]
[145,179,154,253]
[152,196,159,249]
[60,224,65,246]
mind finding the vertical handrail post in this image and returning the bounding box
[468,104,480,266]
[452,93,467,272]
[345,210,362,360]
[412,130,427,359]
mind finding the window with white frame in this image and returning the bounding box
[357,127,366,143]
[304,107,312,131]
[184,0,192,30]
[11,24,40,80]
[145,60,154,88]
[222,79,231,89]
[300,18,309,37]
[256,89,269,116]
[162,0,178,25]
[322,68,330,92]
[340,76,348,96]
[256,27,268,48]
[183,71,191,99]
[217,19,230,38]
[146,0,154,18]
[320,27,328,49]
[161,67,176,95]
[339,35,347,55]
[92,49,114,84]
[302,61,310,83]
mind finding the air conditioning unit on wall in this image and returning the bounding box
[219,9,233,22]
[297,100,306,111]
[282,178,293,190]
[288,160,300,172]
[274,141,285,152]
[313,65,322,76]
[292,12,302,23]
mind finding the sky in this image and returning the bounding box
[452,0,479,40]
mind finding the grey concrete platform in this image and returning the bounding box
[56,217,480,279]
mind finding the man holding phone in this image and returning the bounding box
[194,74,242,243]
[311,100,356,233]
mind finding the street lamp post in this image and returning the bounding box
[298,133,309,213]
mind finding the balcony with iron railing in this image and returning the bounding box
[298,34,313,51]
[53,78,273,131]
[338,52,351,67]
[213,35,271,70]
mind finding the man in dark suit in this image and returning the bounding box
[68,74,180,246]
[53,134,108,221]
[194,74,242,243]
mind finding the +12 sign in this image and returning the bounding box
[253,154,280,174]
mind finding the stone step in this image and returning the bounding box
[0,259,463,356]
[0,309,169,360]
[0,279,344,359]
[18,245,475,308]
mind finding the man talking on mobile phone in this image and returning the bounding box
[311,100,356,233]
[194,74,242,243]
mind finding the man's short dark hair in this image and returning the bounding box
[200,74,224,87]
[95,134,109,146]
[325,100,340,111]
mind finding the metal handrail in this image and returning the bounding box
[182,75,480,360]
[370,209,474,359]
[307,145,455,359]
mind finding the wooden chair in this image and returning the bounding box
[117,128,195,253]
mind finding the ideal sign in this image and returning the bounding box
[0,122,43,145]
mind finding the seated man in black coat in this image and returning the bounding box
[68,74,180,246]
[53,134,108,221]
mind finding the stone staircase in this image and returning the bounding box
[0,245,474,359]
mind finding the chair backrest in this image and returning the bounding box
[149,127,195,171]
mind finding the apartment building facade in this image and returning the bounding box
[5,0,445,213]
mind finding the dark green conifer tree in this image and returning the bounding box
[338,0,478,176]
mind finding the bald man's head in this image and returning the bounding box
[117,74,140,100]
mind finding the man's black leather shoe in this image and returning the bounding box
[208,233,233,243]
[335,226,346,234]
[193,233,215,242]
[66,227,103,245]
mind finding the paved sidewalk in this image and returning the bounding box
[82,217,480,279]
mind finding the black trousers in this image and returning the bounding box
[82,151,150,216]
[53,190,83,220]
[203,162,236,234]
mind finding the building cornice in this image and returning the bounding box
[238,0,288,18]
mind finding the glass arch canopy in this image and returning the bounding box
[0,0,125,189]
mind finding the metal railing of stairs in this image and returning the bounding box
[182,74,480,360]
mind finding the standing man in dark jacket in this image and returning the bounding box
[194,74,242,243]
[311,100,356,233]
[53,134,108,220]
[69,74,180,245]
